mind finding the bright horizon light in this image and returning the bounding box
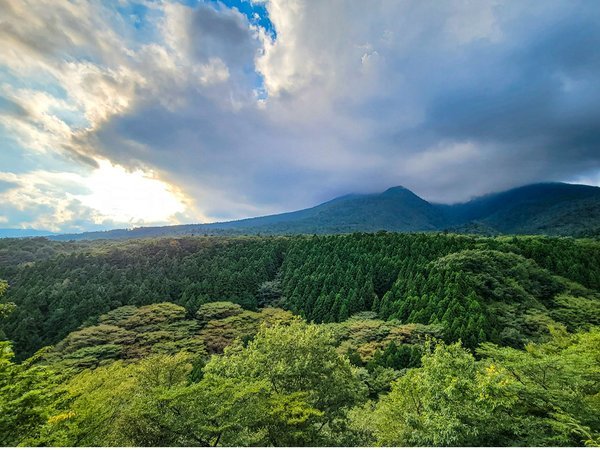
[1,1,599,231]
[76,159,187,226]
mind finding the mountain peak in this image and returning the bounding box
[47,182,600,241]
[382,186,410,195]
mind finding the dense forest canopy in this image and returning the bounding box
[0,232,599,446]
[1,233,599,358]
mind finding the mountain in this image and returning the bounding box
[442,183,600,235]
[0,228,55,238]
[49,182,600,241]
[52,186,447,240]
[208,186,447,233]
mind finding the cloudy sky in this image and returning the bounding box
[1,0,599,232]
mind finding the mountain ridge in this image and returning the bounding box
[0,228,56,239]
[39,182,600,240]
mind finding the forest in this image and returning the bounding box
[1,233,599,446]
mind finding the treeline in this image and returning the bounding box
[1,233,600,358]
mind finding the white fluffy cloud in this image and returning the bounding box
[1,0,599,231]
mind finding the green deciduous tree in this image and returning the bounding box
[371,328,600,447]
[478,326,600,446]
[372,340,511,446]
[203,321,367,445]
[0,342,63,446]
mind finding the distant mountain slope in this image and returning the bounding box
[209,186,446,234]
[443,183,600,235]
[49,182,600,240]
[53,186,447,240]
[0,229,55,238]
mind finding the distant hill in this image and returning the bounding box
[441,183,600,235]
[50,182,600,240]
[0,228,55,238]
[207,186,447,233]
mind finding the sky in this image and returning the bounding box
[1,0,599,232]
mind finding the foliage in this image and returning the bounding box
[477,326,600,446]
[370,328,600,447]
[372,340,505,446]
[199,305,295,353]
[30,354,191,446]
[4,305,600,447]
[46,303,206,368]
[196,301,245,325]
[3,237,285,357]
[31,322,367,446]
[202,321,367,445]
[32,352,262,446]
[366,341,422,371]
[0,232,599,446]
[0,279,15,339]
[0,342,64,446]
[377,249,575,347]
[3,234,599,358]
[324,313,440,363]
[44,301,299,370]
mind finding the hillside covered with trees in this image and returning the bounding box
[50,183,600,241]
[1,232,599,446]
[1,233,599,358]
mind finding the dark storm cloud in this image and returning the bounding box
[3,0,600,228]
[426,16,600,142]
[326,1,600,203]
[92,1,600,212]
[419,11,600,200]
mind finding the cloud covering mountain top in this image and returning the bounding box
[1,0,599,231]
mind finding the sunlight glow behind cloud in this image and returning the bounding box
[76,160,187,225]
[0,0,599,231]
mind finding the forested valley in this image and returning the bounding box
[1,233,599,446]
